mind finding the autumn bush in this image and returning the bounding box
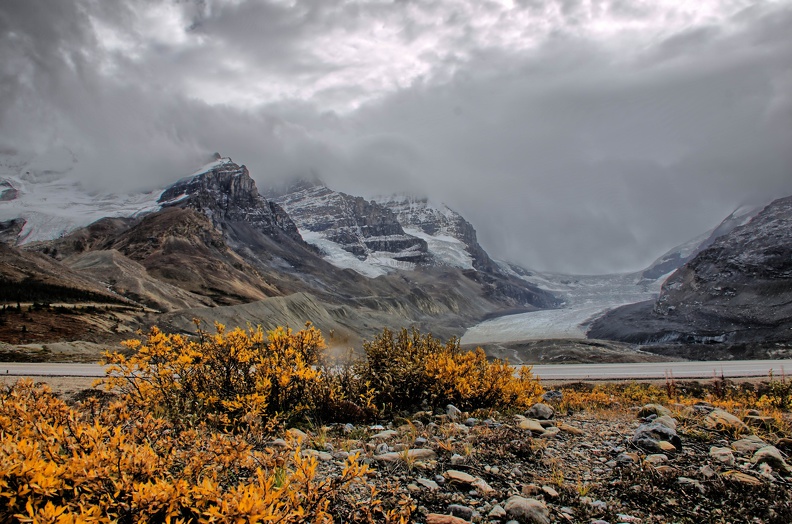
[352,327,542,416]
[0,380,380,524]
[103,322,331,429]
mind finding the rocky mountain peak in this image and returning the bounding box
[158,158,302,242]
[271,181,429,271]
[374,194,496,272]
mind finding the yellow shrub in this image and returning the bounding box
[425,347,542,411]
[353,327,542,415]
[0,380,373,523]
[103,322,328,428]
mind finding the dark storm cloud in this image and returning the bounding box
[0,0,790,273]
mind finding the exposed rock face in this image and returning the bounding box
[0,219,25,244]
[271,180,429,264]
[589,196,792,349]
[374,194,495,271]
[160,158,303,243]
[640,202,767,281]
[0,179,18,202]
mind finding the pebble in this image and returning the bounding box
[644,454,668,465]
[722,470,763,485]
[371,430,398,440]
[373,448,438,462]
[426,514,469,524]
[417,478,440,490]
[448,504,475,521]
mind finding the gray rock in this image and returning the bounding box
[489,505,507,519]
[417,478,440,490]
[655,415,677,430]
[374,448,438,463]
[526,403,555,420]
[541,390,563,401]
[709,446,735,466]
[447,404,463,421]
[448,504,475,521]
[632,421,682,452]
[677,477,705,493]
[752,446,792,474]
[703,409,749,433]
[504,496,549,524]
[464,417,479,427]
[451,453,466,465]
[732,436,767,455]
[371,429,399,440]
[638,404,671,418]
[645,454,668,465]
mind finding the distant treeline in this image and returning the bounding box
[0,279,126,305]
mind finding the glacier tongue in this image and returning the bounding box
[462,271,663,344]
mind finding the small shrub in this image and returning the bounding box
[0,380,374,523]
[103,321,331,429]
[352,327,542,416]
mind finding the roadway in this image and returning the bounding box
[2,359,790,380]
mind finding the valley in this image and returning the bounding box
[1,152,791,367]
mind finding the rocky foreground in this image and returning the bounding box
[274,394,792,523]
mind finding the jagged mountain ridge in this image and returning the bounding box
[588,195,792,353]
[1,153,557,347]
[269,179,429,275]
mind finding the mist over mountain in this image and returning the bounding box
[2,0,791,274]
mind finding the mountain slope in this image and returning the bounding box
[641,202,768,281]
[589,195,792,354]
[1,156,557,348]
[270,180,429,277]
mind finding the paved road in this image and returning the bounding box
[2,359,791,380]
[529,359,792,380]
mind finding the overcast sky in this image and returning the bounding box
[1,0,791,274]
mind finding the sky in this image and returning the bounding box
[1,0,791,274]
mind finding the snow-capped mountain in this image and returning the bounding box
[0,150,162,245]
[640,201,769,281]
[269,179,503,279]
[373,194,497,272]
[269,179,430,277]
[589,195,792,353]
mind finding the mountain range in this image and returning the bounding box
[1,151,789,361]
[0,153,555,352]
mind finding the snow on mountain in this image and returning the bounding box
[641,201,770,281]
[0,152,269,246]
[270,181,429,276]
[0,151,162,244]
[374,194,496,271]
